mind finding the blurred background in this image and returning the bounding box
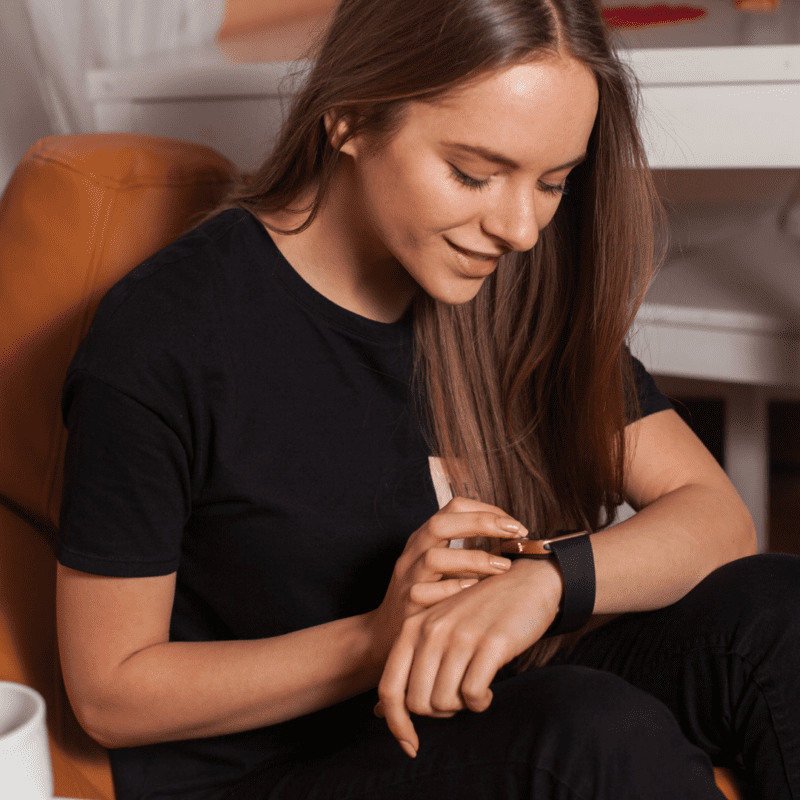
[1,0,798,556]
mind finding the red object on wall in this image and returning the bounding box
[601,4,707,27]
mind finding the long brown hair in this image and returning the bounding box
[209,0,667,668]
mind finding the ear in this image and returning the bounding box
[323,109,361,157]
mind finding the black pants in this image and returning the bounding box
[228,554,799,799]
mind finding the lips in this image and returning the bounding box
[445,239,503,261]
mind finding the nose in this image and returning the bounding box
[482,181,541,253]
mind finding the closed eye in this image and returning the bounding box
[449,165,490,191]
[449,165,568,197]
[541,180,569,197]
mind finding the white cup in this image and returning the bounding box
[0,681,54,799]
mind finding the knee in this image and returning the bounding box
[700,553,800,625]
[681,553,800,664]
[501,666,710,786]
[508,665,685,748]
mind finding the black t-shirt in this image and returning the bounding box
[57,208,672,800]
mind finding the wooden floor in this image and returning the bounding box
[674,398,800,557]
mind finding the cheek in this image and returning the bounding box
[359,147,472,249]
[376,172,452,244]
[537,197,564,231]
[409,183,474,246]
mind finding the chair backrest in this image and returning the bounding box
[0,133,236,798]
[1,133,236,528]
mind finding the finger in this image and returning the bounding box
[409,577,479,607]
[428,642,477,715]
[417,547,512,583]
[404,642,444,719]
[430,510,529,545]
[459,643,507,713]
[378,633,420,754]
[374,700,455,719]
[408,547,512,602]
[403,619,459,718]
[443,499,532,539]
[444,496,524,519]
[407,532,511,583]
[405,536,515,589]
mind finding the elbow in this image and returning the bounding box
[84,728,124,751]
[699,481,759,569]
[740,510,759,558]
[73,702,123,750]
[726,487,758,561]
[70,690,139,750]
[86,723,132,751]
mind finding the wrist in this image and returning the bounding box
[504,532,596,637]
[361,609,395,677]
[509,558,563,621]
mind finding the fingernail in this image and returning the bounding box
[496,518,528,537]
[459,578,478,589]
[490,557,512,570]
[399,740,417,759]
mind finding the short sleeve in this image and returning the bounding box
[56,371,191,577]
[629,352,673,420]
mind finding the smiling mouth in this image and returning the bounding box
[445,239,503,262]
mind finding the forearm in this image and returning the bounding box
[509,480,757,641]
[85,612,383,749]
[590,481,757,616]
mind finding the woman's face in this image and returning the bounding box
[337,55,599,307]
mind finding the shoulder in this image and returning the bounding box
[62,209,278,427]
[627,348,673,421]
[94,208,262,328]
[70,209,269,376]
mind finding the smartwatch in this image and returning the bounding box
[499,531,596,638]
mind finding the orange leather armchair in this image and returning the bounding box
[0,133,235,798]
[0,134,744,800]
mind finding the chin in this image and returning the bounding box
[427,281,485,306]
[404,253,489,306]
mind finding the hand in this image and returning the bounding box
[366,497,529,663]
[375,558,563,758]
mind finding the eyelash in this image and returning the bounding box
[449,165,569,197]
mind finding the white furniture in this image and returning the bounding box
[615,2,800,551]
[86,2,800,551]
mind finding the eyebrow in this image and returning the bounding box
[442,142,587,174]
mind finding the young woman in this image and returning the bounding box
[56,0,799,798]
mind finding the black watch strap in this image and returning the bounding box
[542,533,596,638]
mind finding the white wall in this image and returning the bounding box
[0,0,53,193]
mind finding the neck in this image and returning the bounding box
[262,160,418,324]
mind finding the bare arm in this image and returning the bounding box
[57,499,527,749]
[56,565,383,749]
[588,407,758,615]
[501,406,759,633]
[376,408,758,755]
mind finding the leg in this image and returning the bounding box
[554,553,800,799]
[225,666,723,800]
